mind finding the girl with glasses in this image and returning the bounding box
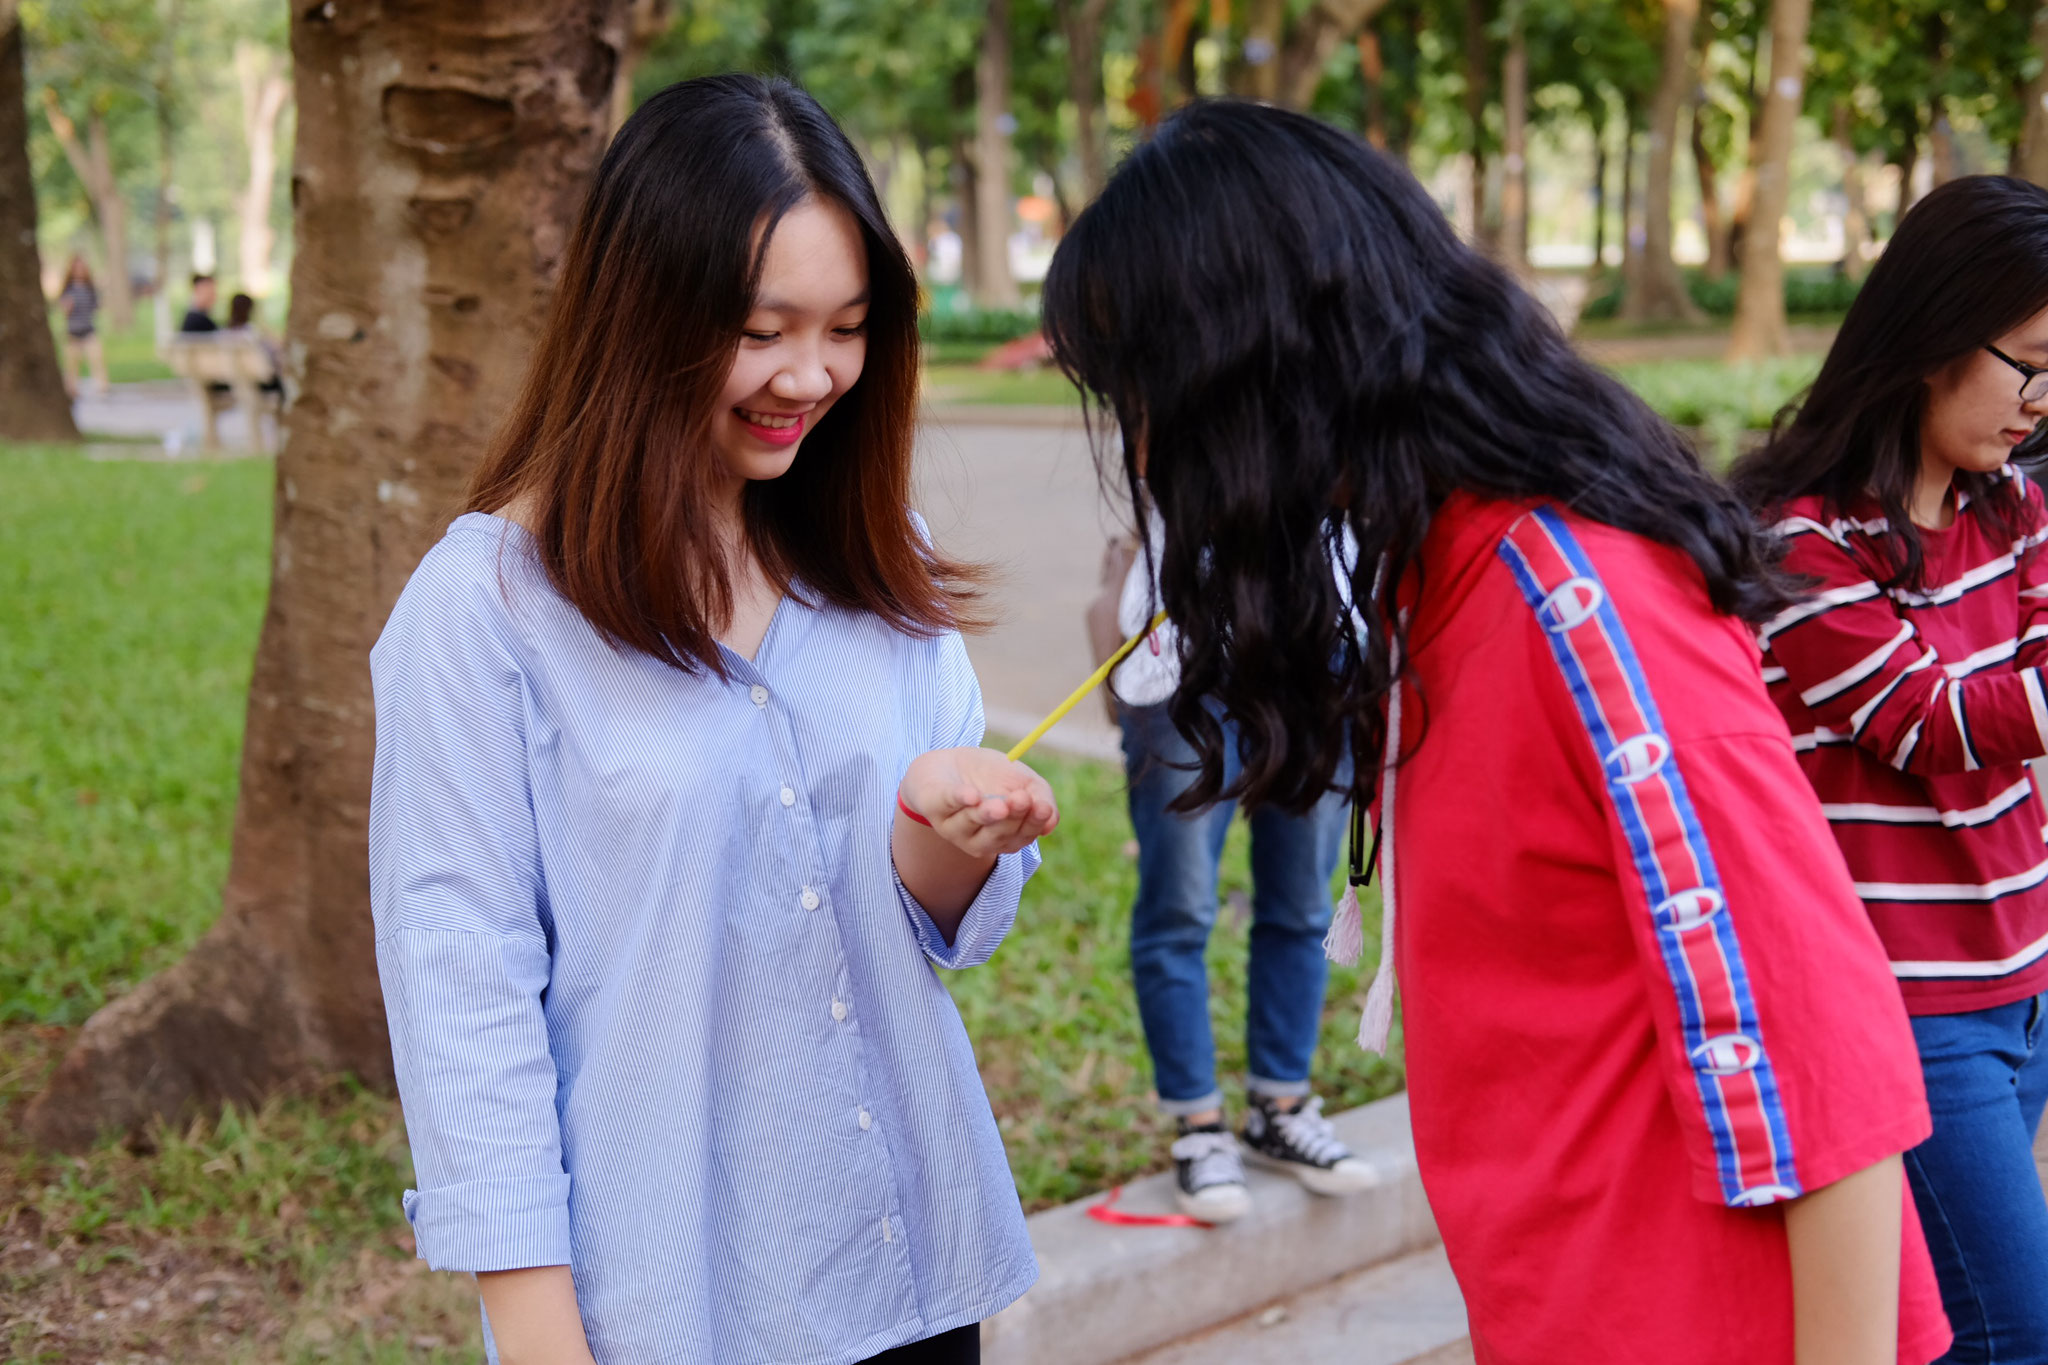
[1733,173,2048,1364]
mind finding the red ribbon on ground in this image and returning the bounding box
[1084,1185,1212,1228]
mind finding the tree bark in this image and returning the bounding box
[235,42,291,298]
[2018,4,2048,187]
[1275,0,1390,109]
[1237,0,1284,99]
[0,1,79,442]
[1619,98,1639,295]
[25,0,632,1151]
[1499,10,1528,272]
[1358,29,1388,148]
[607,0,670,134]
[41,92,135,330]
[969,0,1020,308]
[1463,0,1491,251]
[1692,86,1729,279]
[1727,0,1812,361]
[1055,0,1110,200]
[1622,0,1703,323]
[152,0,182,334]
[1591,107,1608,268]
[1833,101,1869,281]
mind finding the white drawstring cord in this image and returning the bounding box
[1321,637,1403,1055]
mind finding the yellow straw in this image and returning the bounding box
[1006,611,1168,761]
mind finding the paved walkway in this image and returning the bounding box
[914,405,1124,759]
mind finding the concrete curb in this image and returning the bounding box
[981,1092,1439,1365]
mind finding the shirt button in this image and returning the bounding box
[800,887,820,911]
[750,684,769,707]
[780,786,796,807]
[858,1108,872,1130]
[881,1217,894,1244]
[831,999,847,1022]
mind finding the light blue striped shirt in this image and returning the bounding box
[368,513,1040,1365]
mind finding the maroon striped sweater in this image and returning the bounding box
[1761,472,2048,1013]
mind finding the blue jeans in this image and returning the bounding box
[1905,993,2048,1364]
[1119,701,1348,1115]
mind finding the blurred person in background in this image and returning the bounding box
[56,254,107,398]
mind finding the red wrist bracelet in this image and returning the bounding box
[897,793,932,827]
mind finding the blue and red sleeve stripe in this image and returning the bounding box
[1498,506,1803,1208]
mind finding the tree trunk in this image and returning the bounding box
[1358,29,1388,149]
[1276,0,1390,110]
[235,42,291,298]
[1237,0,1283,99]
[1499,10,1528,272]
[969,0,1020,308]
[1727,0,1812,361]
[1622,0,1703,323]
[1591,108,1607,268]
[0,2,79,442]
[1833,101,1869,281]
[25,0,632,1152]
[1055,0,1110,200]
[152,1,181,337]
[1726,24,1765,275]
[607,0,670,134]
[42,93,135,330]
[1619,100,1639,296]
[1692,87,1729,280]
[1463,0,1491,251]
[2018,4,2048,187]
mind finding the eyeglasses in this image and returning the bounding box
[1985,344,2048,404]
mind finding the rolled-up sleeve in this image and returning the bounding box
[896,630,1040,969]
[368,569,569,1273]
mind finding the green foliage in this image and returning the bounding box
[1607,355,1821,464]
[0,447,270,1025]
[919,304,1040,344]
[1581,265,1863,321]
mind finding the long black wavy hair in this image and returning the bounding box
[1041,100,1793,814]
[1729,175,2048,591]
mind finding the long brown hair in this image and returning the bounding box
[468,74,979,674]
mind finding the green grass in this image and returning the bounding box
[0,440,1395,1357]
[0,448,272,1025]
[48,311,178,385]
[922,362,1086,408]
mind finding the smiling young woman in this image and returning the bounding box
[1733,173,2048,1362]
[371,75,1054,1365]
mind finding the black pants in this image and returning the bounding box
[859,1323,978,1364]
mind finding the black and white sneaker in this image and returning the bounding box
[1170,1118,1251,1223]
[1240,1095,1378,1196]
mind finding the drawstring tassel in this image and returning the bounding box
[1355,652,1404,1056]
[1322,801,1371,967]
[1324,884,1364,967]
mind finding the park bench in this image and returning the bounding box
[158,332,283,454]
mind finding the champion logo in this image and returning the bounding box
[1691,1033,1763,1076]
[1536,576,1605,632]
[1653,887,1724,933]
[1603,732,1670,785]
[1730,1184,1800,1207]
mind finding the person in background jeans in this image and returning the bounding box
[1090,509,1376,1223]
